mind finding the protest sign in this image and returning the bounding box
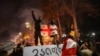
[24,44,63,56]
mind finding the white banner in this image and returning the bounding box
[23,44,63,56]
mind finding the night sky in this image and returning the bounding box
[0,0,100,40]
[79,0,100,32]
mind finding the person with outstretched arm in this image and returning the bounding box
[32,11,43,46]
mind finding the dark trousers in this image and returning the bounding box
[34,31,43,46]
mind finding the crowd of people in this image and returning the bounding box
[0,10,100,56]
[0,35,100,56]
[63,35,100,56]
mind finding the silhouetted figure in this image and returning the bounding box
[32,11,43,46]
[0,50,7,56]
[15,43,23,56]
[80,42,93,56]
[11,48,17,56]
[76,38,83,56]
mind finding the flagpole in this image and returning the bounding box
[56,13,62,43]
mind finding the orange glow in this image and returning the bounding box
[43,36,53,45]
[10,32,54,46]
[24,34,30,39]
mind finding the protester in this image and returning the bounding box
[15,43,23,56]
[32,11,43,46]
[0,50,7,56]
[11,48,17,56]
[92,47,98,56]
[62,35,77,56]
[61,33,67,43]
[49,19,58,44]
[76,38,83,56]
[80,41,93,56]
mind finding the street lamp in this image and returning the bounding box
[18,32,22,36]
[25,22,31,29]
[91,32,96,36]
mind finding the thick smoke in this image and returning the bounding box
[0,0,44,42]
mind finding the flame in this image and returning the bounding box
[10,31,54,46]
[24,34,30,39]
[43,36,53,45]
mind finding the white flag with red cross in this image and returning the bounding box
[41,24,50,36]
[50,24,58,36]
[62,38,77,56]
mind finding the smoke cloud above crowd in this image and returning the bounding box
[0,0,43,41]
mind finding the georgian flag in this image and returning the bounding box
[62,38,77,56]
[41,24,50,36]
[66,38,77,48]
[50,24,58,35]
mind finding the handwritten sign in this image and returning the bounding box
[23,44,63,56]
